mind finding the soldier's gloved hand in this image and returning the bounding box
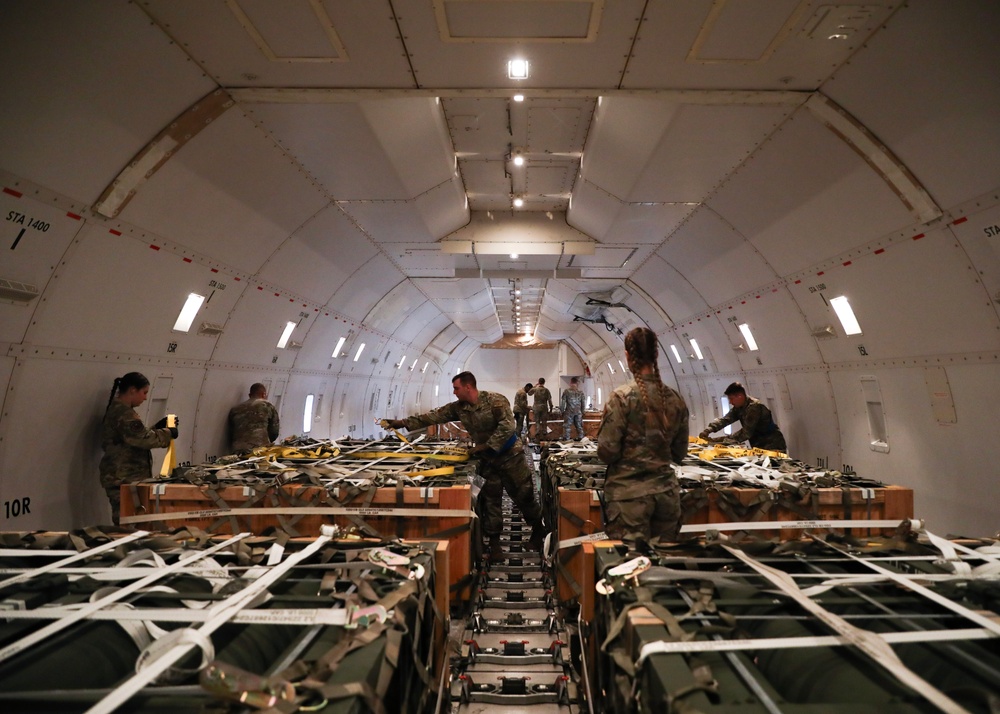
[698,429,711,440]
[384,419,405,430]
[168,426,179,439]
[467,444,488,456]
[154,417,169,430]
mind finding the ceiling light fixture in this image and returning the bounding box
[513,197,524,208]
[513,94,524,102]
[510,253,519,259]
[507,59,529,80]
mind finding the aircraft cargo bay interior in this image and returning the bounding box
[1,2,999,712]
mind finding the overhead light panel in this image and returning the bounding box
[422,362,429,373]
[507,59,529,80]
[332,336,346,358]
[618,359,627,374]
[397,355,406,369]
[513,197,524,208]
[410,358,418,371]
[276,321,296,349]
[513,94,524,102]
[830,296,863,335]
[738,323,759,351]
[690,338,704,360]
[607,362,615,375]
[173,293,205,333]
[353,342,366,362]
[512,152,525,167]
[670,344,682,364]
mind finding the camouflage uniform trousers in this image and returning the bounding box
[514,411,528,437]
[563,412,583,440]
[533,408,550,441]
[605,479,681,544]
[99,470,146,526]
[479,448,542,537]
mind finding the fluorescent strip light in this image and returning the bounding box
[830,296,863,335]
[738,323,759,351]
[618,359,626,373]
[353,342,366,362]
[411,358,418,370]
[332,336,346,358]
[398,355,406,369]
[422,362,429,373]
[276,321,296,349]
[513,94,524,102]
[172,293,205,332]
[435,385,439,397]
[670,345,682,364]
[690,338,704,360]
[607,362,615,375]
[597,387,602,406]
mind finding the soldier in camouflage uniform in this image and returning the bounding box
[100,372,177,525]
[597,328,689,546]
[228,383,280,453]
[699,382,786,452]
[513,382,533,437]
[561,376,586,440]
[531,377,554,442]
[386,371,545,561]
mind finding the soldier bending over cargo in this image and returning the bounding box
[385,371,545,561]
[228,383,280,454]
[597,327,689,547]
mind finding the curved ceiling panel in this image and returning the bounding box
[0,2,216,202]
[823,1,1000,208]
[118,110,328,274]
[629,253,710,323]
[328,253,405,321]
[362,280,430,337]
[142,0,415,88]
[658,207,779,305]
[709,110,916,276]
[257,206,379,305]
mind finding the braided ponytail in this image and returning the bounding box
[105,372,150,413]
[624,327,672,441]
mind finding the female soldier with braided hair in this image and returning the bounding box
[597,327,689,547]
[99,372,178,525]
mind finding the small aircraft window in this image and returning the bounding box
[303,394,314,434]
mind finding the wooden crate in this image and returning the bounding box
[121,483,476,604]
[683,485,914,538]
[554,488,605,620]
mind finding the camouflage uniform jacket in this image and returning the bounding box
[229,398,280,452]
[404,391,522,457]
[705,396,786,451]
[99,401,173,487]
[532,385,553,412]
[513,388,530,415]
[597,376,689,501]
[560,387,585,416]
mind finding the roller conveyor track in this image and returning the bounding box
[449,453,586,714]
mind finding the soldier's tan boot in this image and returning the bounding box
[488,536,505,562]
[529,523,545,553]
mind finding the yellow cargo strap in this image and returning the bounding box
[250,445,341,460]
[401,465,456,478]
[158,415,177,477]
[377,418,410,444]
[342,450,470,462]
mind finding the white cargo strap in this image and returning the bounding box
[637,627,993,662]
[680,518,904,533]
[120,505,475,525]
[0,533,250,665]
[722,544,974,714]
[4,604,386,627]
[0,530,148,589]
[812,535,1000,638]
[86,530,335,714]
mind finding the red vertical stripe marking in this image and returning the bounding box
[3,187,22,198]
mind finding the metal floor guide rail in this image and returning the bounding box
[448,445,585,714]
